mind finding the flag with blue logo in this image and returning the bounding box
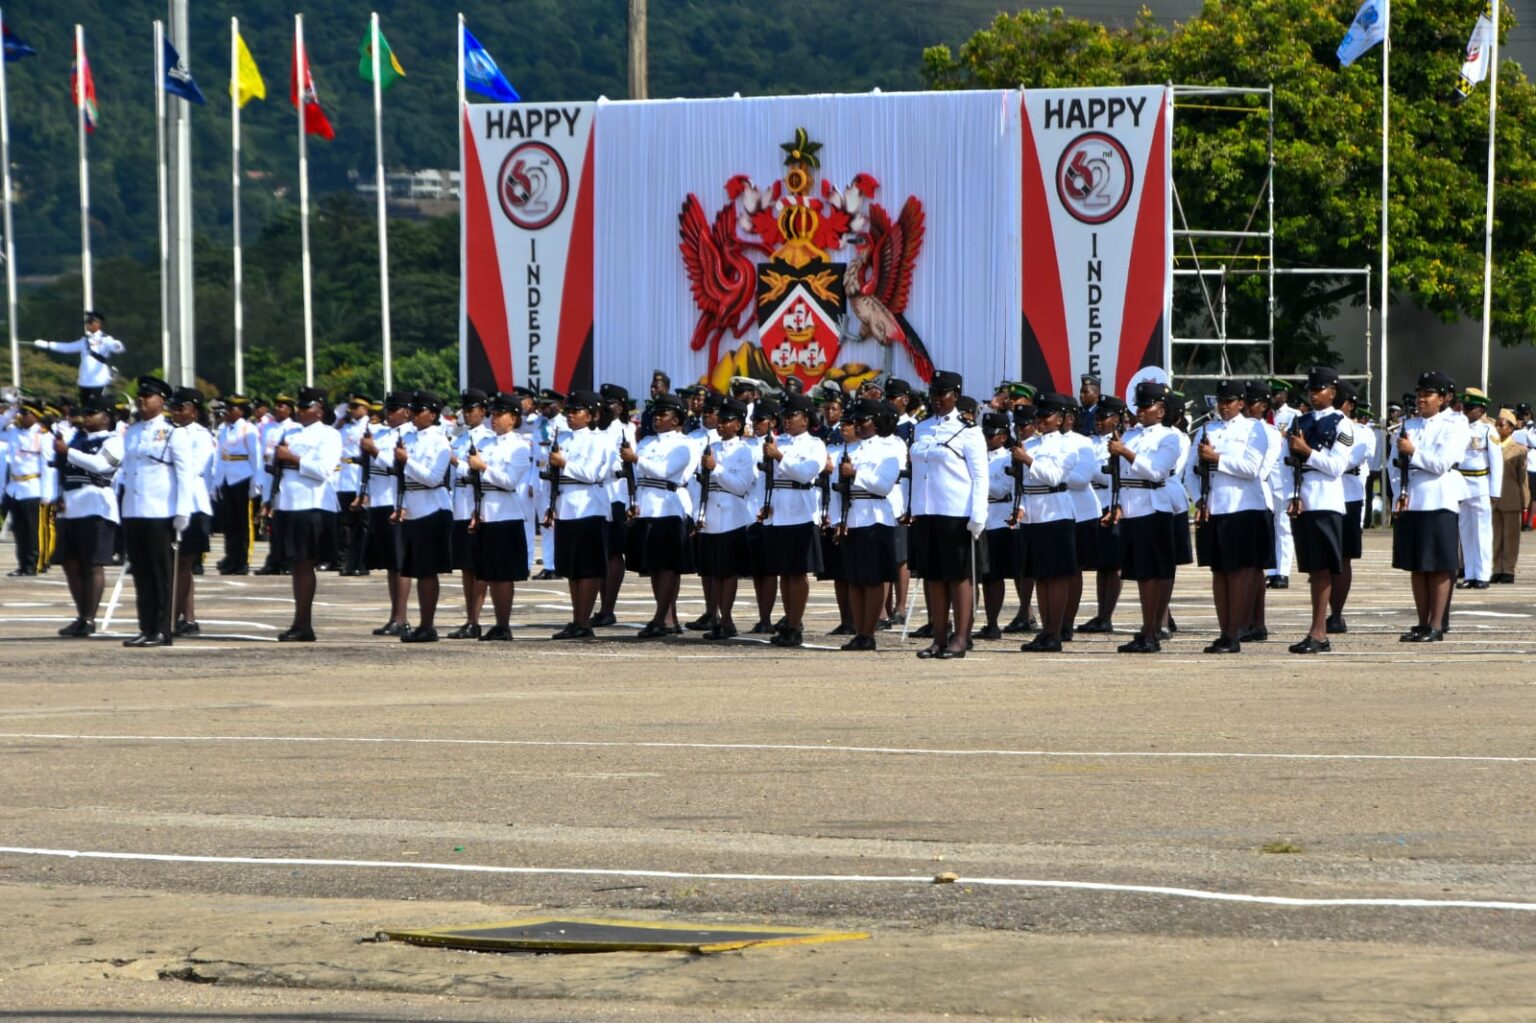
[162,37,205,105]
[1338,0,1387,67]
[3,22,36,62]
[463,24,520,103]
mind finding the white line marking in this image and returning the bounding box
[1,732,1532,763]
[0,846,1529,912]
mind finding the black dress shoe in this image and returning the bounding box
[1454,578,1471,589]
[191,562,203,576]
[635,622,670,639]
[911,622,935,639]
[57,618,87,638]
[218,565,249,576]
[373,621,410,636]
[534,568,559,580]
[840,635,876,651]
[1060,625,1074,642]
[7,568,36,577]
[1203,636,1241,654]
[889,611,907,626]
[1076,616,1114,634]
[768,627,803,648]
[1325,615,1348,634]
[875,617,893,631]
[1269,576,1289,589]
[479,624,514,641]
[972,624,1003,641]
[446,623,481,639]
[1002,612,1037,634]
[590,610,617,628]
[703,623,739,641]
[828,623,853,636]
[748,620,775,635]
[1467,579,1490,589]
[401,625,439,643]
[1020,634,1062,653]
[668,624,684,635]
[916,643,943,659]
[174,620,200,637]
[551,623,595,640]
[252,565,281,576]
[1117,634,1160,654]
[1288,635,1331,654]
[1406,627,1445,643]
[1237,625,1269,642]
[1400,624,1432,642]
[1155,628,1171,641]
[935,646,966,659]
[277,626,316,642]
[685,613,718,631]
[124,632,170,647]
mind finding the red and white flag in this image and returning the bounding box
[290,35,334,140]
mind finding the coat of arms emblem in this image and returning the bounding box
[678,128,931,393]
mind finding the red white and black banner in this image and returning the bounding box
[1020,86,1171,398]
[460,102,595,393]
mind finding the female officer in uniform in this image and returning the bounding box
[464,392,536,641]
[1391,371,1469,641]
[548,390,612,639]
[908,370,988,659]
[622,392,698,638]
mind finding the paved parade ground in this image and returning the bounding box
[2,530,1535,1021]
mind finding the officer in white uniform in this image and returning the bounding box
[51,398,122,635]
[117,376,196,647]
[1454,387,1501,589]
[1329,382,1374,633]
[695,396,758,641]
[836,398,903,650]
[622,392,699,637]
[593,383,636,629]
[359,392,415,635]
[255,396,301,575]
[1106,381,1182,653]
[1283,366,1353,654]
[33,310,124,402]
[2,399,52,576]
[1390,371,1470,641]
[446,389,494,639]
[464,391,539,641]
[168,388,216,636]
[758,392,829,649]
[270,386,343,642]
[395,391,454,643]
[335,393,374,575]
[213,395,262,574]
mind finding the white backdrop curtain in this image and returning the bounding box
[592,89,1022,396]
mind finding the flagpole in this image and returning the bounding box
[457,13,467,391]
[296,13,314,387]
[0,8,20,389]
[155,21,170,376]
[372,11,393,394]
[231,17,244,395]
[1479,0,1498,394]
[75,23,92,311]
[1378,3,1389,421]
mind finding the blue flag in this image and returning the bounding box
[1337,0,1387,67]
[162,37,205,105]
[3,24,36,62]
[463,25,520,102]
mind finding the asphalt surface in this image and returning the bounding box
[2,528,1535,1021]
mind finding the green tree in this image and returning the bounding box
[924,0,1536,373]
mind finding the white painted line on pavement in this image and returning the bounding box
[1,732,1532,764]
[0,845,1530,912]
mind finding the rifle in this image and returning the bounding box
[389,433,408,524]
[353,424,372,511]
[897,424,913,526]
[817,449,833,535]
[466,437,484,532]
[757,430,777,523]
[1287,421,1305,518]
[1104,419,1123,525]
[1196,423,1212,524]
[696,444,712,532]
[835,443,853,542]
[620,435,638,519]
[266,433,287,517]
[1007,443,1025,527]
[544,435,562,527]
[1394,424,1412,521]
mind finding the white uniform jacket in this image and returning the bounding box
[764,431,827,527]
[842,436,901,530]
[478,429,538,523]
[700,436,757,535]
[1114,423,1181,518]
[633,430,698,519]
[119,414,196,521]
[909,410,987,530]
[274,420,343,514]
[214,418,262,495]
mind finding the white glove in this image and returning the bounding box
[968,519,985,541]
[173,514,190,535]
[32,338,48,348]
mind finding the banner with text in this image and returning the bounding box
[1020,86,1171,399]
[461,102,595,393]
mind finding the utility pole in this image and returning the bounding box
[628,0,648,99]
[167,0,195,385]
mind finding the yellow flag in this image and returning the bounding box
[231,33,266,108]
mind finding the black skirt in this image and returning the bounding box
[762,521,823,576]
[273,509,338,567]
[840,523,898,585]
[981,526,1017,583]
[1295,510,1345,574]
[608,501,629,553]
[1171,511,1193,566]
[817,527,843,581]
[909,514,973,581]
[1094,519,1122,570]
[626,515,692,574]
[176,511,212,557]
[1119,511,1176,581]
[472,519,529,582]
[364,506,403,572]
[893,523,910,564]
[1074,519,1100,571]
[400,509,453,578]
[56,514,116,566]
[746,522,772,577]
[451,518,476,572]
[553,514,610,580]
[1343,500,1364,560]
[1393,509,1460,573]
[696,526,751,579]
[1022,518,1078,580]
[1198,509,1273,572]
